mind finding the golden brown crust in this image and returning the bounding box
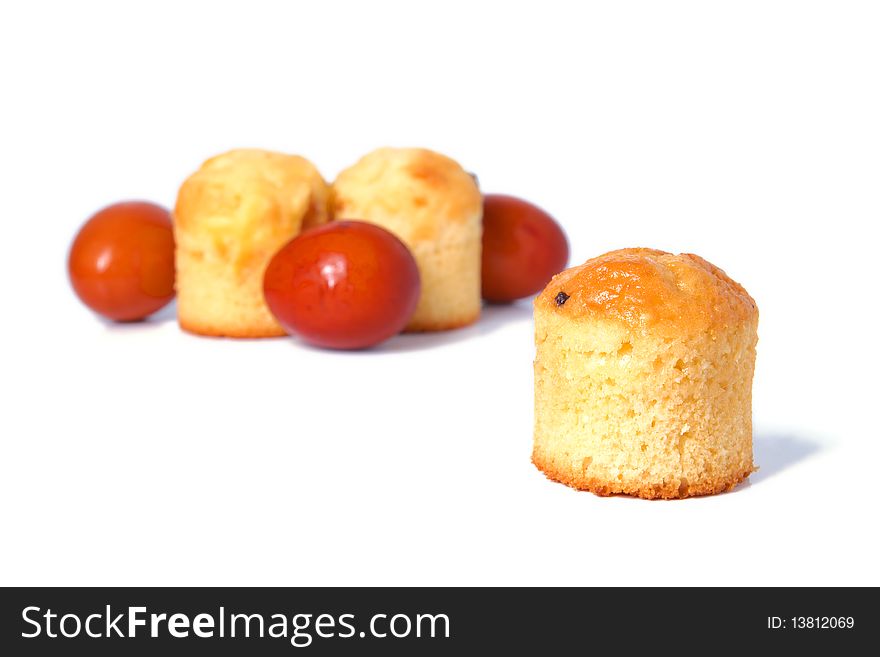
[536,247,758,333]
[332,147,482,243]
[532,449,753,500]
[175,148,330,242]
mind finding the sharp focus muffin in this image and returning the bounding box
[533,248,758,499]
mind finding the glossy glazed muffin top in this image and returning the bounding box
[536,248,757,333]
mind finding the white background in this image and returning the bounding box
[1,0,878,586]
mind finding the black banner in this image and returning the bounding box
[0,587,869,654]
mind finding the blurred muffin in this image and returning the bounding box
[332,147,481,331]
[533,248,758,499]
[174,149,330,337]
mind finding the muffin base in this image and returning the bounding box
[404,311,480,333]
[532,449,753,500]
[401,237,481,333]
[179,316,287,339]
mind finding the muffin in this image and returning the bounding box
[532,248,758,499]
[174,149,330,337]
[332,147,482,331]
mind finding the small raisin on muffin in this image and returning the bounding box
[532,248,758,499]
[332,147,482,332]
[173,149,330,338]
